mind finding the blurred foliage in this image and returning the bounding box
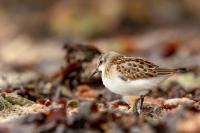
[0,0,199,39]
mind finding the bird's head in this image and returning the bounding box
[89,51,120,78]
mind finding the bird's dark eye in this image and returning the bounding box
[99,60,103,65]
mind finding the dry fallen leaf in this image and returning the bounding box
[163,97,195,107]
[75,85,98,99]
[177,113,200,133]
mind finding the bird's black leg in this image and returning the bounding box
[140,95,144,111]
[134,90,152,115]
[134,95,145,115]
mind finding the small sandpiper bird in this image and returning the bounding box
[90,51,187,114]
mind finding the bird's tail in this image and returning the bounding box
[157,67,189,75]
[173,68,189,73]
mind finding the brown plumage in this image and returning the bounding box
[108,56,185,81]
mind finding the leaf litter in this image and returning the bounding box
[0,41,199,133]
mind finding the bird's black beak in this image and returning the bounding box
[89,68,99,79]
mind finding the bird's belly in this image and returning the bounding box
[102,76,165,96]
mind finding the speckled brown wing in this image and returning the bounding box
[115,57,174,81]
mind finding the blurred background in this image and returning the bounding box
[0,0,200,76]
[0,0,199,39]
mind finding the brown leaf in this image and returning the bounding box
[177,113,200,133]
[162,41,179,57]
[75,85,98,99]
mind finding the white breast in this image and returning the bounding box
[101,70,167,96]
